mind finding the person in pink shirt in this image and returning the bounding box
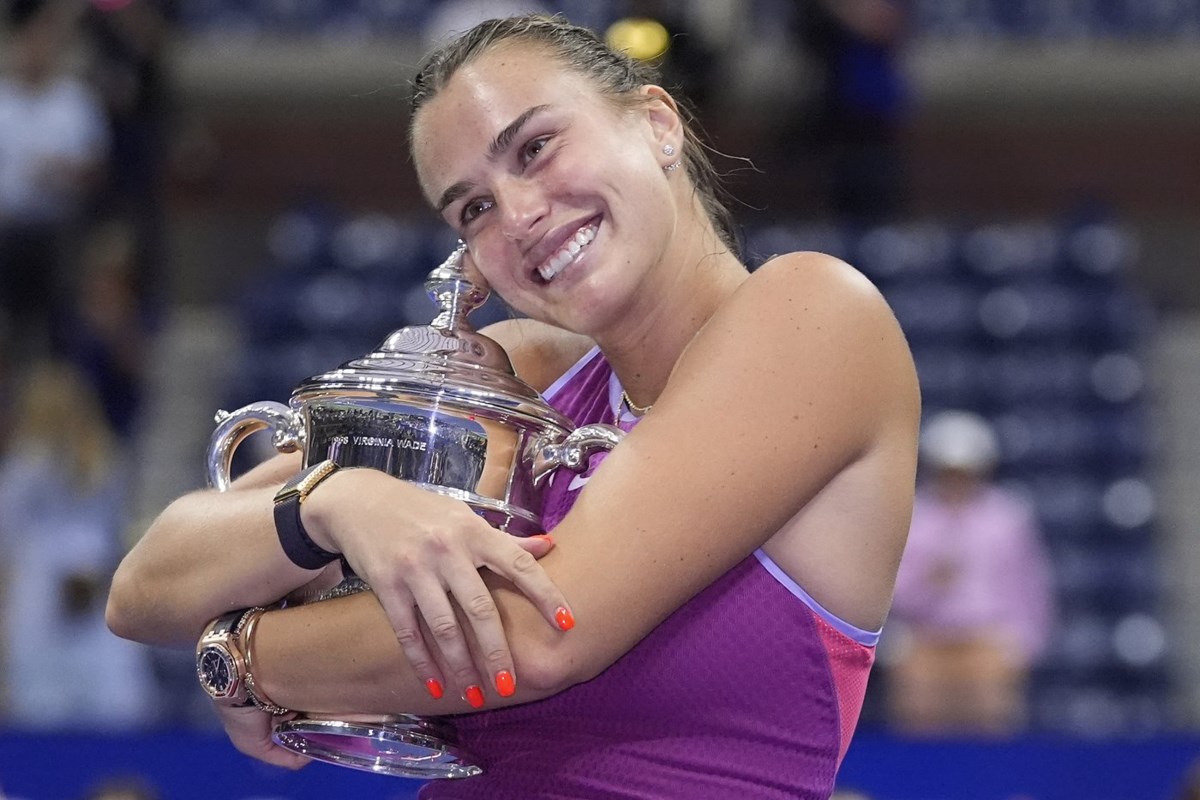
[888,410,1055,734]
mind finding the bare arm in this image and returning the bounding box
[107,320,585,664]
[250,253,919,714]
[106,451,323,645]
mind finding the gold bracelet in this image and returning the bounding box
[239,607,292,716]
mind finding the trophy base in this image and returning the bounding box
[273,714,483,779]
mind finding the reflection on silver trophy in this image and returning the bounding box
[206,244,624,778]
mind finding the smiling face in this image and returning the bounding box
[411,43,683,337]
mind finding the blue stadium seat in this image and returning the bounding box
[744,223,853,269]
[852,221,958,286]
[910,344,987,409]
[1023,471,1105,539]
[977,280,1092,343]
[983,348,1094,406]
[961,222,1063,282]
[884,280,982,342]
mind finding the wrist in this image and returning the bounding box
[298,466,366,554]
[273,460,342,570]
[196,607,290,715]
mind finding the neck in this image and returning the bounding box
[595,203,747,409]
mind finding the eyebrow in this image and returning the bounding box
[435,104,553,214]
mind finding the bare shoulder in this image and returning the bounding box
[659,250,919,630]
[538,250,918,669]
[673,250,917,423]
[479,318,596,393]
[738,250,893,324]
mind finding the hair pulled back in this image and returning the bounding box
[410,14,738,253]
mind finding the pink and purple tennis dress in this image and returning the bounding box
[421,347,879,800]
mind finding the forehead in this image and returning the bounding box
[411,44,604,196]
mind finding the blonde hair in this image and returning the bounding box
[9,360,116,490]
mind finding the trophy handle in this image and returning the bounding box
[531,423,625,487]
[207,401,305,491]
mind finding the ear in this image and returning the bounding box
[639,85,684,164]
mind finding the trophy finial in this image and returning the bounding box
[427,241,489,331]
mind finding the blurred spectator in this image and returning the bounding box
[0,359,154,730]
[83,0,178,313]
[787,0,909,220]
[1177,758,1200,800]
[887,410,1055,734]
[81,775,160,800]
[830,790,874,800]
[53,218,149,439]
[0,0,110,359]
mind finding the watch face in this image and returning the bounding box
[197,646,236,699]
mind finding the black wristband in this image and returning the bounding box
[273,460,341,570]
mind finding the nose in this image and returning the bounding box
[496,178,548,242]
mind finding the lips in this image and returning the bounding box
[537,222,598,282]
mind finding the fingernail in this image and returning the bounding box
[555,606,575,631]
[425,678,444,700]
[532,533,555,548]
[495,670,515,697]
[464,685,485,708]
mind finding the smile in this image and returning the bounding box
[537,222,598,282]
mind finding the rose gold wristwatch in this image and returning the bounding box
[196,607,289,714]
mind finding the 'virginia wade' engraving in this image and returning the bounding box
[330,434,429,451]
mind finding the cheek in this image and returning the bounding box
[466,234,526,296]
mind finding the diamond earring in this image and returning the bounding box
[662,144,681,173]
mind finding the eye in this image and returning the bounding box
[460,197,494,225]
[521,136,550,166]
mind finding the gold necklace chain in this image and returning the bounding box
[620,389,653,416]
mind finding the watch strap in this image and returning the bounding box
[274,460,341,570]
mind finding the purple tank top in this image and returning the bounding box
[420,348,878,800]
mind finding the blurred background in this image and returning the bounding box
[0,0,1198,798]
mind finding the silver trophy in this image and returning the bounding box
[207,245,623,778]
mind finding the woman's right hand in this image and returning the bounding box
[215,704,310,771]
[300,467,572,707]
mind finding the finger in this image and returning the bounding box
[480,530,575,634]
[513,532,555,559]
[404,573,486,707]
[218,705,310,770]
[440,558,518,702]
[371,581,448,702]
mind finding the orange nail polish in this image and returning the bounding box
[555,606,575,631]
[464,685,485,708]
[495,670,515,697]
[425,678,444,700]
[532,533,555,547]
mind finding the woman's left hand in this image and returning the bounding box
[300,467,568,707]
[214,704,311,770]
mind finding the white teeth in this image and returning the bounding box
[538,224,597,282]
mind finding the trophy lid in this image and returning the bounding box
[292,244,572,431]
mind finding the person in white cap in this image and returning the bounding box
[887,410,1055,734]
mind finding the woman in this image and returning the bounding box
[108,14,920,798]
